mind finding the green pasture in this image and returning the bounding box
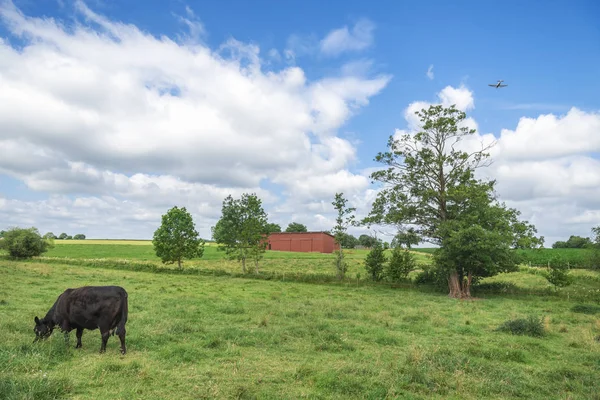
[1,260,600,399]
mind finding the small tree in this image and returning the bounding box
[43,232,57,240]
[58,233,68,240]
[73,234,86,240]
[386,246,417,282]
[285,222,308,233]
[545,255,573,289]
[0,227,52,258]
[364,241,386,281]
[65,235,73,240]
[331,193,356,280]
[152,206,205,270]
[590,226,600,269]
[212,193,269,273]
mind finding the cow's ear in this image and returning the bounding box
[34,316,40,325]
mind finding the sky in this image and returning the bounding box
[0,0,599,246]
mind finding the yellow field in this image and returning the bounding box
[52,239,152,245]
[52,239,218,246]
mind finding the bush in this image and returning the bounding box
[413,264,447,288]
[386,247,416,282]
[364,242,386,281]
[0,227,52,258]
[544,255,573,288]
[496,316,545,337]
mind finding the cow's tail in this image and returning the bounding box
[115,291,128,336]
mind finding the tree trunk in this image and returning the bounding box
[241,257,246,273]
[177,258,182,270]
[447,270,472,299]
[254,258,259,274]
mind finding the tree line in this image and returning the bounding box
[3,104,599,300]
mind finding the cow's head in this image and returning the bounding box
[33,316,54,342]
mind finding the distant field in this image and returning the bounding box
[53,239,217,246]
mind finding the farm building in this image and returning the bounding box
[267,231,339,253]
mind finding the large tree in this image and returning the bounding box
[365,104,543,298]
[152,206,205,269]
[285,222,308,233]
[212,193,269,273]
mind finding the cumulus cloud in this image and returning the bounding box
[319,18,375,56]
[0,1,391,239]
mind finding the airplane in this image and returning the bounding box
[488,80,508,88]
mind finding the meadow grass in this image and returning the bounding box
[1,260,600,399]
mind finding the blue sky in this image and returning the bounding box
[1,0,599,243]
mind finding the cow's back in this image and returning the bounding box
[59,286,128,330]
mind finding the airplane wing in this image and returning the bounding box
[488,84,497,87]
[499,84,508,87]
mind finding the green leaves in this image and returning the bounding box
[152,206,205,269]
[331,193,356,280]
[212,193,269,273]
[0,227,52,258]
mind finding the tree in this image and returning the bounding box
[339,233,359,249]
[0,230,5,238]
[391,227,420,249]
[285,222,308,233]
[589,226,600,269]
[365,104,543,298]
[552,235,592,249]
[358,234,378,248]
[58,233,68,240]
[152,206,205,270]
[0,227,53,258]
[73,234,86,240]
[65,235,73,240]
[364,241,386,281]
[212,193,269,273]
[265,223,282,234]
[43,232,57,240]
[331,192,356,280]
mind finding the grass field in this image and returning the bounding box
[2,260,600,399]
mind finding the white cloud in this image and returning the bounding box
[426,64,434,80]
[0,1,391,239]
[319,18,375,56]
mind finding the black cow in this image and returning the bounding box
[33,285,128,354]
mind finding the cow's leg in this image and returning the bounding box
[117,327,126,355]
[99,329,110,353]
[75,328,83,349]
[61,321,71,346]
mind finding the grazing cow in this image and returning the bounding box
[33,285,128,354]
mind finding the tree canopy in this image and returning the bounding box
[152,206,205,269]
[365,104,543,298]
[212,193,269,273]
[0,227,53,258]
[552,235,593,249]
[285,222,308,233]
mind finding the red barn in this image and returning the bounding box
[267,232,339,253]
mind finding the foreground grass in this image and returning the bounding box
[1,261,600,399]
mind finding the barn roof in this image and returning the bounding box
[268,231,335,238]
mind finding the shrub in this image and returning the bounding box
[544,255,573,288]
[496,316,545,337]
[364,241,386,281]
[0,227,52,258]
[413,264,447,289]
[386,247,416,282]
